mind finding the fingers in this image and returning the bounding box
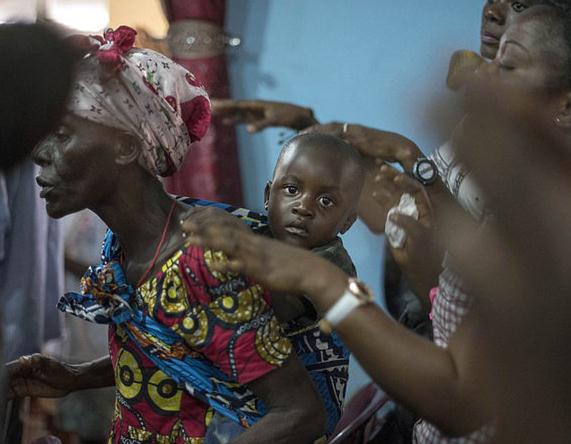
[393,174,434,217]
[180,208,250,238]
[247,119,273,133]
[393,173,423,194]
[299,122,343,137]
[209,258,245,274]
[389,213,427,237]
[184,223,253,261]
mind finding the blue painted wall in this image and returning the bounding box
[226,0,482,397]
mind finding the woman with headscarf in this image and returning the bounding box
[7,26,326,444]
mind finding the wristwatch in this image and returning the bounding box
[412,157,438,185]
[319,278,374,334]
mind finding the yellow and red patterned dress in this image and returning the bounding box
[60,232,292,444]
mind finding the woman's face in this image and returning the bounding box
[486,13,568,97]
[480,0,541,60]
[33,114,123,218]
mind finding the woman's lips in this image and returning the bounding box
[481,32,500,45]
[39,186,54,199]
[36,176,55,199]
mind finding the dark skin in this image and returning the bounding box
[265,136,363,250]
[182,10,571,437]
[264,135,364,322]
[210,0,540,302]
[10,114,327,444]
[480,0,539,60]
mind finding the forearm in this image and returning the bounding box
[73,355,115,390]
[304,270,487,435]
[231,354,326,444]
[231,409,322,444]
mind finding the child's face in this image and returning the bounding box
[266,147,360,249]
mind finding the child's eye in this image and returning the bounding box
[284,185,298,195]
[318,196,335,208]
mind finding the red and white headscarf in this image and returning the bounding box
[68,26,211,177]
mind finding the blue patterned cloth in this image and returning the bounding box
[177,198,353,436]
[58,228,269,428]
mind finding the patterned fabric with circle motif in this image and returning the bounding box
[58,226,291,443]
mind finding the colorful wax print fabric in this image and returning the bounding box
[59,228,291,443]
[179,199,352,436]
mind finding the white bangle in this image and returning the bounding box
[324,289,362,326]
[319,278,373,334]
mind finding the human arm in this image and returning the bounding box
[212,99,318,132]
[231,355,326,444]
[6,354,115,399]
[302,122,423,172]
[181,222,490,436]
[369,165,443,306]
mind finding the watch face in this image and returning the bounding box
[414,159,437,184]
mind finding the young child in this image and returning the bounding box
[194,133,366,442]
[262,132,365,434]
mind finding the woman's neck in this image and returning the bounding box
[91,170,180,261]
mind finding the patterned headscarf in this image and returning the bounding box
[67,26,211,177]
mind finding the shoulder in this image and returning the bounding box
[311,237,357,277]
[176,196,268,229]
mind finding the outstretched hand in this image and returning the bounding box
[302,123,423,172]
[180,217,348,312]
[212,99,318,132]
[362,165,442,301]
[6,354,81,399]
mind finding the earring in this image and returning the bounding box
[555,115,562,125]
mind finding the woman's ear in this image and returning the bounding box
[340,212,358,234]
[114,132,140,166]
[264,181,272,211]
[553,92,571,129]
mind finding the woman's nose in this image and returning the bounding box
[32,137,54,167]
[484,2,508,26]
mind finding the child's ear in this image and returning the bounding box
[264,181,272,211]
[340,212,358,234]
